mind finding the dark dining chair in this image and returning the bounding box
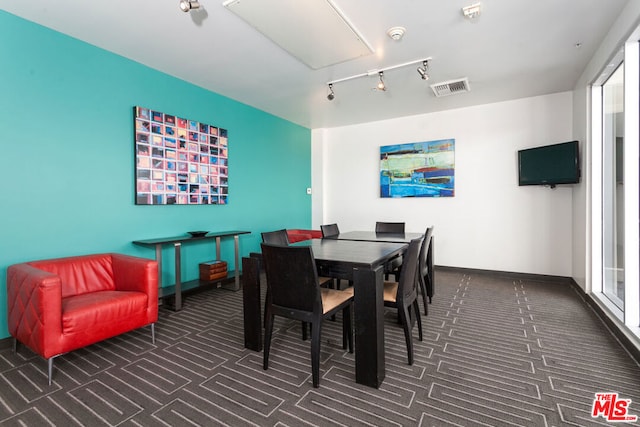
[417,226,434,315]
[261,243,354,388]
[376,222,406,280]
[382,237,423,365]
[261,229,290,246]
[320,223,348,289]
[261,228,334,326]
[375,221,405,234]
[261,229,333,284]
[320,223,340,238]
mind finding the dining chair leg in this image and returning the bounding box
[414,300,423,341]
[343,306,353,353]
[263,313,274,370]
[419,278,429,316]
[342,310,348,350]
[311,320,322,388]
[263,290,271,327]
[400,306,414,365]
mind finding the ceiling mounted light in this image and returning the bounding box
[326,56,431,98]
[386,26,406,41]
[417,60,430,81]
[327,84,335,101]
[462,2,481,20]
[376,72,386,91]
[180,0,200,12]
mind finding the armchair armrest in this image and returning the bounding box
[111,253,158,296]
[111,254,158,323]
[6,263,63,358]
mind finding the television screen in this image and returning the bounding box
[518,140,580,187]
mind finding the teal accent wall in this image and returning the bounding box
[0,11,312,339]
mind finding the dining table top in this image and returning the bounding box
[291,238,407,269]
[327,230,425,243]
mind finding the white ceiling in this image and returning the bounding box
[2,0,629,128]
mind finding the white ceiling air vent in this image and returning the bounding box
[430,78,471,97]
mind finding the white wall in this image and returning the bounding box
[312,92,574,276]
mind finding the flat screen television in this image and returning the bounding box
[518,140,580,187]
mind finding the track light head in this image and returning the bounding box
[417,60,429,80]
[327,84,335,101]
[180,0,200,12]
[377,72,386,91]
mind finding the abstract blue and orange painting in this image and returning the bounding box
[380,139,455,198]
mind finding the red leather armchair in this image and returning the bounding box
[6,253,158,385]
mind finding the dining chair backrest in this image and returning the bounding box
[396,237,422,303]
[418,226,434,283]
[376,221,405,233]
[261,229,290,246]
[415,226,434,314]
[320,223,340,238]
[260,243,321,314]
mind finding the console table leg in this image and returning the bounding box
[233,235,240,291]
[174,242,182,311]
[155,244,163,288]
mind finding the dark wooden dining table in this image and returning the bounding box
[242,238,407,388]
[327,230,434,301]
[327,230,425,243]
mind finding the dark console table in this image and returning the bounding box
[133,230,250,310]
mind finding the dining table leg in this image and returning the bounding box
[353,265,386,388]
[242,256,262,351]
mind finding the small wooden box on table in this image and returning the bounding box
[199,260,228,281]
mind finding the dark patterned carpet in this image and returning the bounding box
[1,268,639,426]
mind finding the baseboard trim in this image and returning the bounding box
[435,265,572,284]
[0,337,12,351]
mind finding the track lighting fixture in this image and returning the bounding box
[325,56,431,100]
[376,72,387,91]
[327,84,335,101]
[180,0,200,12]
[417,60,430,81]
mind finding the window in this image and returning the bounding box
[601,64,624,309]
[591,40,640,337]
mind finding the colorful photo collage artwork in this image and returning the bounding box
[134,106,229,205]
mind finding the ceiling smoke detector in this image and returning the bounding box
[386,26,406,41]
